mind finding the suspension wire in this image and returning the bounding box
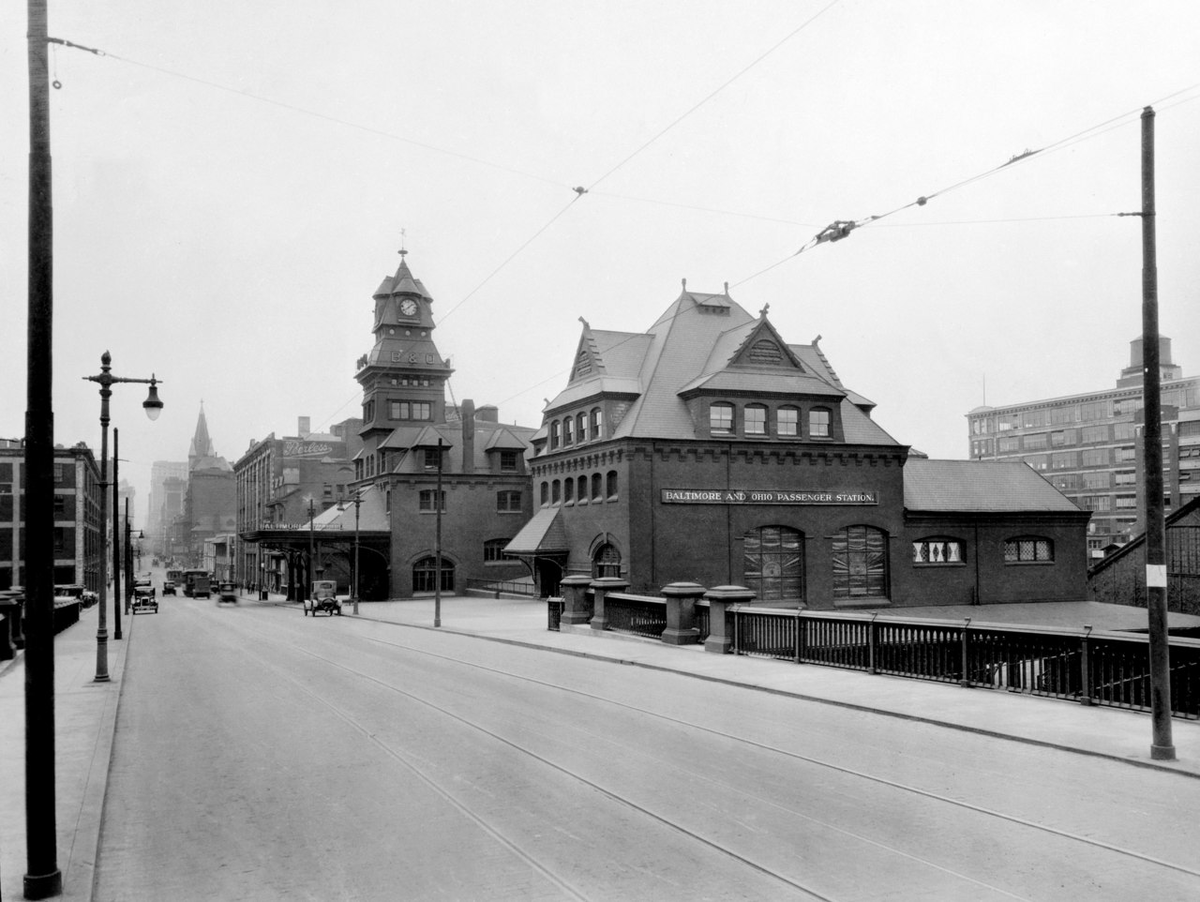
[584,0,841,193]
[53,42,570,190]
[734,82,1200,287]
[437,195,584,323]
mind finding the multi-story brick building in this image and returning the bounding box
[966,337,1200,559]
[233,416,361,593]
[349,250,538,598]
[0,438,103,591]
[509,281,1091,608]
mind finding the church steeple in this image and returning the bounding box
[189,403,216,470]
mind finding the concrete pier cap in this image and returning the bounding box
[558,575,595,625]
[702,585,755,654]
[589,577,629,632]
[660,581,706,645]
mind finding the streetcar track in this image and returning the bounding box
[187,602,1200,895]
[343,628,1200,885]
[223,611,1027,898]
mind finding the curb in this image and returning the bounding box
[345,609,1200,781]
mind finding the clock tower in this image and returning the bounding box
[355,249,454,480]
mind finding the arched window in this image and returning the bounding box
[591,473,602,500]
[540,481,549,506]
[1004,537,1053,563]
[564,478,574,503]
[563,416,574,445]
[809,407,831,438]
[550,421,560,450]
[710,402,734,434]
[778,406,799,437]
[552,479,561,504]
[744,526,804,603]
[832,525,888,599]
[413,556,454,593]
[577,412,588,443]
[577,476,588,503]
[606,470,618,499]
[745,404,768,435]
[590,407,603,440]
[593,543,621,578]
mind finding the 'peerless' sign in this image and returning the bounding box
[661,488,878,505]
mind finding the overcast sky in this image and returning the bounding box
[3,1,1199,526]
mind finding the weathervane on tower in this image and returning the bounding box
[399,228,407,258]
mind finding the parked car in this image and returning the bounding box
[54,584,92,607]
[304,580,341,617]
[131,583,158,614]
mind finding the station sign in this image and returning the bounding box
[661,488,878,505]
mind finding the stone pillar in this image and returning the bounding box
[660,582,705,645]
[703,585,755,654]
[590,577,629,632]
[559,575,595,626]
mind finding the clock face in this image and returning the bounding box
[399,299,418,317]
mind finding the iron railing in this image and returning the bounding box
[464,577,539,598]
[605,594,667,639]
[566,596,1200,720]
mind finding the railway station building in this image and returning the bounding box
[508,282,1091,609]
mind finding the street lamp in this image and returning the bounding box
[307,496,317,605]
[349,486,363,615]
[83,351,163,682]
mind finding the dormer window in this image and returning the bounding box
[710,402,734,434]
[809,408,831,438]
[745,405,767,435]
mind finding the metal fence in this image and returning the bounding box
[552,595,1200,721]
[606,594,667,639]
[464,577,539,598]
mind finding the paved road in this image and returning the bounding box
[94,594,1200,901]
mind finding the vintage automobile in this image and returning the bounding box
[131,583,158,614]
[162,580,177,596]
[54,584,96,608]
[217,582,239,605]
[304,580,341,617]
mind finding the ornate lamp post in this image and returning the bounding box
[83,351,162,681]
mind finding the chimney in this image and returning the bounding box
[298,416,311,437]
[461,399,475,474]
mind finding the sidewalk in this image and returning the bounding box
[2,591,1197,901]
[351,593,1200,779]
[1,601,131,902]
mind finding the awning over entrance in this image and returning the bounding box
[505,507,568,555]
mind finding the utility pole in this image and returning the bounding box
[24,0,64,896]
[434,438,443,628]
[1139,105,1174,760]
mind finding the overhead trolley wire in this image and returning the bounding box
[734,80,1200,288]
[583,0,842,193]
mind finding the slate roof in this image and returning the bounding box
[904,460,1084,512]
[310,482,389,532]
[504,507,568,555]
[380,420,536,474]
[545,285,901,447]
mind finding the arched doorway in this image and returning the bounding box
[412,556,454,593]
[743,526,803,604]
